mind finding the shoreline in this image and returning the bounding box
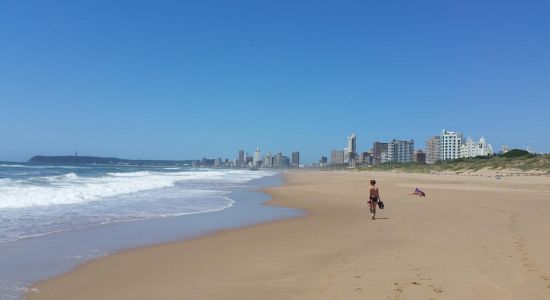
[21,172,307,299]
[0,172,300,300]
[26,170,550,299]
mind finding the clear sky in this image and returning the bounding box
[1,0,549,163]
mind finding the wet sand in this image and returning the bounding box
[26,171,550,299]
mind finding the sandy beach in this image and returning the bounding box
[26,170,550,299]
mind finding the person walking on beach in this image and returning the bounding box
[368,179,380,220]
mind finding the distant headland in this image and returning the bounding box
[28,155,193,166]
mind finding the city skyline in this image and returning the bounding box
[1,1,549,163]
[0,125,528,165]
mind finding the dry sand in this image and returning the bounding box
[26,171,550,299]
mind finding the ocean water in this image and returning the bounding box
[0,164,273,242]
[0,163,301,299]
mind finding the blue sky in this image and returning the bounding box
[1,0,549,163]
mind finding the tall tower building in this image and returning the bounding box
[347,134,357,164]
[440,129,463,160]
[425,136,441,164]
[291,151,300,167]
[238,150,245,167]
[253,148,261,166]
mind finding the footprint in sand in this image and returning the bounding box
[392,282,403,299]
[391,277,443,299]
[509,216,550,290]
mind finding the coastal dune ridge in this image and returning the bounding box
[26,170,550,299]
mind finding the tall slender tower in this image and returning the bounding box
[253,148,261,166]
[291,151,300,167]
[238,150,245,167]
[347,134,357,164]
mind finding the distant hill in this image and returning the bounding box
[501,149,533,158]
[28,155,193,166]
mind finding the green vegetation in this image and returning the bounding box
[501,149,534,158]
[355,150,550,174]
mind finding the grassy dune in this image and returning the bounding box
[358,151,550,174]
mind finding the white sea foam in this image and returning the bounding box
[0,167,279,300]
[0,169,274,209]
[0,164,29,168]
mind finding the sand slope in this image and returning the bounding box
[26,171,550,299]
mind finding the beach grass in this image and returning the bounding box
[353,153,550,174]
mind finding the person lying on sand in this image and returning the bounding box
[411,187,426,197]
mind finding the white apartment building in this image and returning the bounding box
[460,137,493,158]
[440,129,463,160]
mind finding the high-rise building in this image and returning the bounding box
[281,156,291,168]
[319,156,328,164]
[245,153,253,167]
[273,152,290,168]
[360,152,373,165]
[264,152,273,168]
[387,139,414,163]
[200,158,216,167]
[343,147,349,164]
[331,150,345,165]
[425,136,441,164]
[440,129,463,160]
[238,150,245,167]
[414,150,426,164]
[347,134,357,164]
[460,137,493,158]
[291,151,300,167]
[253,148,261,166]
[373,142,388,165]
